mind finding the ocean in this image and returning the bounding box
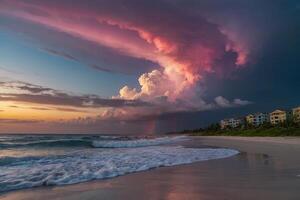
[0,135,238,193]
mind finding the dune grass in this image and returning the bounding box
[185,126,300,137]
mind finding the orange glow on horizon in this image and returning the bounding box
[0,101,98,121]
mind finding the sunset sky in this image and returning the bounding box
[0,0,299,134]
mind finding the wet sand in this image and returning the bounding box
[1,136,300,200]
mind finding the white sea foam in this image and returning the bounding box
[0,146,238,192]
[92,136,187,148]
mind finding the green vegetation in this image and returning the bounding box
[181,122,300,137]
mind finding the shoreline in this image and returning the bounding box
[1,136,300,200]
[192,135,300,144]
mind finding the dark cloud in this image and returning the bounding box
[30,106,87,113]
[9,105,19,108]
[41,48,79,62]
[0,81,151,108]
[53,107,87,113]
[0,118,43,124]
[88,64,118,74]
[42,48,124,74]
[29,107,51,111]
[17,85,52,94]
[0,93,150,108]
[203,0,300,107]
[0,81,52,93]
[163,0,300,131]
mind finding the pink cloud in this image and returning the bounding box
[0,0,253,120]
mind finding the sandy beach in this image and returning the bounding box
[1,136,300,200]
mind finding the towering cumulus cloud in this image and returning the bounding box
[0,0,252,118]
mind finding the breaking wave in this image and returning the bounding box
[0,136,187,149]
[0,146,238,193]
[92,136,187,148]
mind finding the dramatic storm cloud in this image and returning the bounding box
[0,0,251,103]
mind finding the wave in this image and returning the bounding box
[0,139,93,149]
[0,136,187,149]
[92,136,187,148]
[0,146,239,193]
[0,156,46,166]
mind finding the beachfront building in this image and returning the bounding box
[246,113,269,126]
[292,106,300,123]
[269,109,287,125]
[220,118,243,129]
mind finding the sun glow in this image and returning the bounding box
[0,101,97,121]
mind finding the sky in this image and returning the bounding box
[0,0,299,134]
